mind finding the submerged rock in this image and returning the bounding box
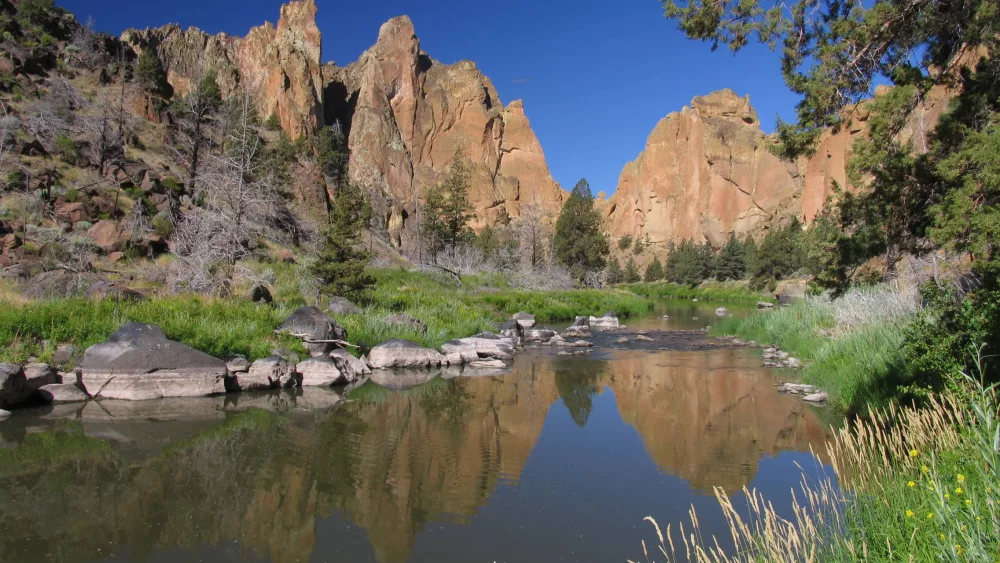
[512,312,536,329]
[470,359,506,369]
[523,329,557,343]
[80,324,227,400]
[589,312,620,329]
[803,392,829,403]
[635,335,654,343]
[757,301,775,309]
[368,339,444,369]
[38,383,89,404]
[777,383,817,395]
[716,307,728,316]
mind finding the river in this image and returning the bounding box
[0,303,836,562]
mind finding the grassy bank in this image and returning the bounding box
[637,372,1000,562]
[625,281,772,304]
[0,268,652,365]
[710,287,916,414]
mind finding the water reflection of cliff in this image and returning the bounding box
[0,349,832,563]
[604,349,832,493]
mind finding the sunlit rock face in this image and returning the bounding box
[604,90,801,249]
[124,5,566,252]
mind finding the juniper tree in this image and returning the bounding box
[554,179,609,280]
[312,180,375,302]
[624,258,642,283]
[606,257,624,284]
[644,256,665,282]
[713,234,747,281]
[421,151,474,258]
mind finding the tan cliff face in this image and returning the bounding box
[330,16,565,248]
[604,89,802,249]
[123,6,565,250]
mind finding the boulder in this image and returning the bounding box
[803,392,829,403]
[248,285,273,304]
[23,363,57,391]
[757,301,775,309]
[296,357,346,387]
[79,323,227,400]
[329,349,370,382]
[59,371,79,385]
[226,356,251,373]
[440,333,516,363]
[232,356,298,391]
[276,306,348,357]
[0,364,32,408]
[385,313,427,333]
[86,220,129,253]
[635,335,654,343]
[328,296,361,316]
[368,339,444,369]
[512,312,536,329]
[440,339,480,366]
[38,384,89,404]
[51,344,79,366]
[716,307,728,316]
[555,340,594,348]
[777,383,818,395]
[500,319,523,339]
[615,337,630,345]
[562,318,592,338]
[589,312,620,329]
[523,329,557,343]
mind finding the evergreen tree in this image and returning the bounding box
[663,241,678,281]
[315,123,349,187]
[312,181,375,302]
[553,179,610,280]
[713,234,747,281]
[751,220,803,289]
[136,50,169,98]
[624,257,642,283]
[421,151,474,257]
[644,256,664,282]
[667,239,711,286]
[618,235,633,251]
[606,257,623,284]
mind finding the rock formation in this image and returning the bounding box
[604,90,801,248]
[124,5,566,252]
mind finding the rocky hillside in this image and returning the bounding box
[124,2,567,248]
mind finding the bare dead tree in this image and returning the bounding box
[172,86,279,295]
[170,71,220,194]
[511,202,554,268]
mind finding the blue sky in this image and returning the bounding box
[58,0,799,197]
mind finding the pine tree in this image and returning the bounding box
[713,234,747,281]
[553,179,610,280]
[606,257,623,284]
[751,219,804,289]
[667,240,711,286]
[644,256,664,282]
[312,181,375,302]
[421,151,474,257]
[136,50,169,98]
[624,257,642,283]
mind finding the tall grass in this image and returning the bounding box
[0,267,653,364]
[710,287,918,414]
[633,366,1000,562]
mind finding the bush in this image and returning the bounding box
[54,133,77,163]
[152,212,174,238]
[618,235,633,251]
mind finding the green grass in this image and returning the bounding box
[711,299,909,414]
[625,281,772,304]
[0,267,653,364]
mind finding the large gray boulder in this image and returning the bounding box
[296,357,346,387]
[512,312,536,329]
[79,323,227,400]
[500,319,523,339]
[276,306,348,357]
[328,296,361,316]
[589,312,620,329]
[440,333,516,364]
[368,339,445,369]
[562,317,592,338]
[0,364,32,408]
[329,349,370,382]
[230,356,298,391]
[38,383,89,404]
[524,329,557,343]
[24,363,57,391]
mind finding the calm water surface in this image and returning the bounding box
[0,304,835,562]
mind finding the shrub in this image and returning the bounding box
[54,133,77,163]
[618,235,633,251]
[151,212,174,238]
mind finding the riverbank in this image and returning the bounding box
[639,285,1000,562]
[0,268,653,366]
[624,280,772,304]
[710,286,916,414]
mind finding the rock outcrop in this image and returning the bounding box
[122,0,325,140]
[79,323,227,400]
[124,6,565,250]
[328,16,566,248]
[605,90,801,248]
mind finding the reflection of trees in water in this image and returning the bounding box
[554,358,607,427]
